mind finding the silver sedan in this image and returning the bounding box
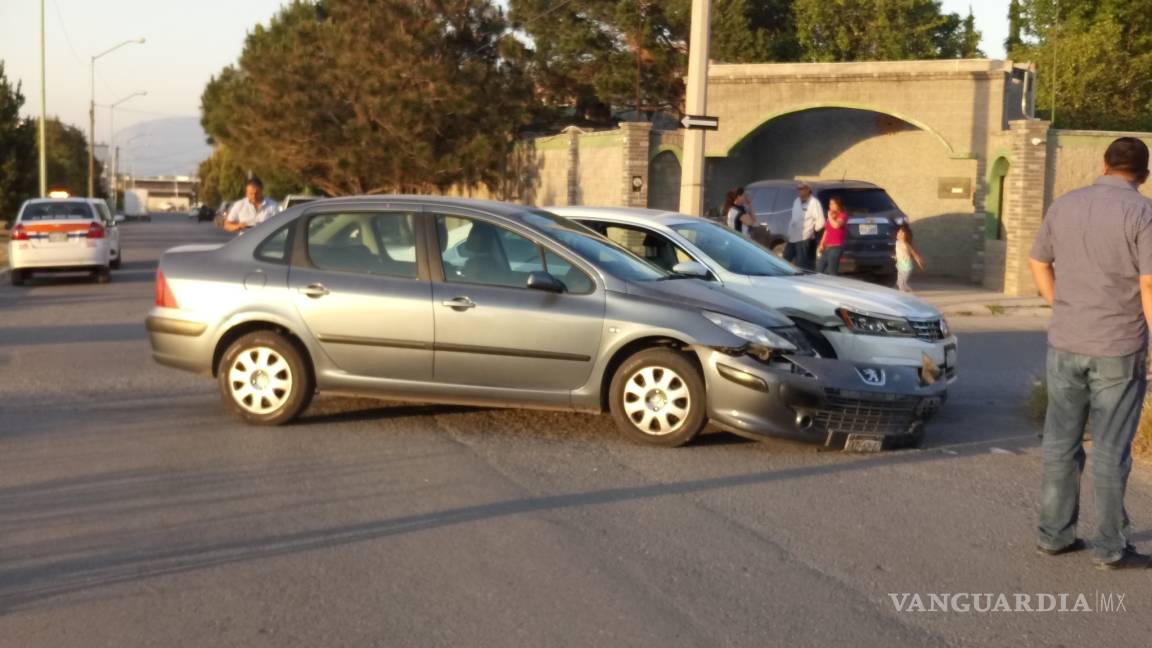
[146,196,945,448]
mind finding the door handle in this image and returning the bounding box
[301,283,330,298]
[441,297,476,310]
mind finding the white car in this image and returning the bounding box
[8,197,122,286]
[550,206,957,384]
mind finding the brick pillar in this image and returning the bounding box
[563,126,583,206]
[619,122,653,207]
[1001,119,1050,296]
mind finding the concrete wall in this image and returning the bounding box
[1047,130,1152,201]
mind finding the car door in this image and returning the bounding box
[94,201,120,259]
[288,208,434,380]
[430,212,604,391]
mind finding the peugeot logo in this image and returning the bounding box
[857,367,886,387]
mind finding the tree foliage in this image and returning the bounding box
[712,0,801,64]
[0,61,102,220]
[201,0,534,196]
[1011,0,1152,131]
[793,0,979,62]
[0,62,34,220]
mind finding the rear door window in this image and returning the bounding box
[306,212,419,278]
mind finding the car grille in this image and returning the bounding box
[908,318,946,341]
[810,389,921,436]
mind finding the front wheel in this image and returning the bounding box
[217,331,314,425]
[608,348,707,447]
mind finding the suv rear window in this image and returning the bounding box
[20,202,94,221]
[817,189,897,214]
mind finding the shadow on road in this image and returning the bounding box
[0,433,1038,614]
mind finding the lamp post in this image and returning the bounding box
[678,0,711,216]
[38,0,47,196]
[88,37,145,197]
[107,91,147,210]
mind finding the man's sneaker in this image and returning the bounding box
[1036,538,1086,556]
[1094,546,1152,570]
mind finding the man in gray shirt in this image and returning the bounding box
[1030,137,1152,569]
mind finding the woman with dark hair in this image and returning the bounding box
[816,195,847,275]
[726,187,755,234]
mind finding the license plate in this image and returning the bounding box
[858,224,878,236]
[48,231,68,243]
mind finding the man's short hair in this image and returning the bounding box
[245,176,264,190]
[1104,137,1150,174]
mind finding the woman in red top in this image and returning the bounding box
[816,196,847,275]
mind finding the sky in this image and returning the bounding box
[1,0,1010,150]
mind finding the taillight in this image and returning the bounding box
[155,270,180,308]
[11,224,28,241]
[86,222,106,239]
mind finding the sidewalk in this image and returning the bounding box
[911,278,1050,317]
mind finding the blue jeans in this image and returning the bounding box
[1038,347,1146,562]
[784,240,813,270]
[817,246,842,275]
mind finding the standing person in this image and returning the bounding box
[725,187,755,234]
[1029,137,1152,570]
[816,195,848,275]
[893,224,925,291]
[223,177,280,232]
[785,181,824,270]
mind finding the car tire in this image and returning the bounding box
[94,267,111,284]
[11,269,26,286]
[218,331,314,426]
[110,252,121,270]
[609,348,707,447]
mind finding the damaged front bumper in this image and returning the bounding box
[697,347,947,451]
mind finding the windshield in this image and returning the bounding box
[20,201,94,221]
[818,188,898,214]
[671,221,800,277]
[519,210,670,282]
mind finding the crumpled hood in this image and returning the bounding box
[623,278,793,329]
[745,273,940,319]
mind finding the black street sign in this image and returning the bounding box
[681,114,719,130]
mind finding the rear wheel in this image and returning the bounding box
[10,269,26,286]
[110,251,121,270]
[217,331,314,425]
[609,348,707,447]
[94,266,111,284]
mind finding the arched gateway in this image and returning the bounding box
[702,59,1042,294]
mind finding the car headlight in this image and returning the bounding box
[939,317,950,337]
[703,311,798,351]
[837,308,916,337]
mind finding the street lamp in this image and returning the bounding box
[107,91,147,210]
[89,37,145,197]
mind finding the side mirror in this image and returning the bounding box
[672,260,710,278]
[526,271,566,293]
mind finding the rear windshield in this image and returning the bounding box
[817,189,898,215]
[20,202,94,221]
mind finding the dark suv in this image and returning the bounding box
[743,180,907,276]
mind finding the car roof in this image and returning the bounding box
[24,197,101,204]
[299,195,540,221]
[544,205,698,227]
[745,179,882,191]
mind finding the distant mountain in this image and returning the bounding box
[109,117,211,178]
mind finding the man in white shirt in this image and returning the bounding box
[224,177,280,232]
[785,181,825,270]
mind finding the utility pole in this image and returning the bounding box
[678,0,711,216]
[38,0,47,196]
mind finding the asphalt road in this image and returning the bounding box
[2,216,1151,647]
